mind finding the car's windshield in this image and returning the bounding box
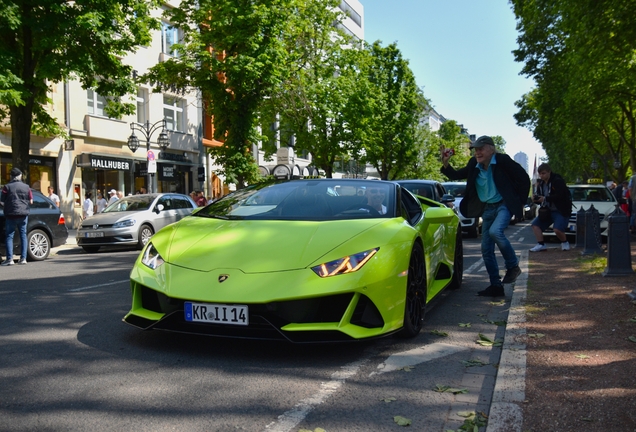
[569,187,615,202]
[103,196,154,213]
[194,179,395,220]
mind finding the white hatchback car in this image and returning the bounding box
[77,193,197,252]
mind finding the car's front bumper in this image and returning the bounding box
[124,253,409,342]
[76,226,138,246]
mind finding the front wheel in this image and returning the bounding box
[137,224,154,249]
[27,229,50,261]
[398,242,427,338]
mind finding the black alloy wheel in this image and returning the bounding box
[398,241,426,338]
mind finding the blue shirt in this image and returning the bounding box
[476,154,503,204]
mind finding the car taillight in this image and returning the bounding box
[58,214,65,225]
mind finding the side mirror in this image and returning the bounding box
[155,203,164,213]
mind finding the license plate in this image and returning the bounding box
[185,302,249,326]
[85,232,104,238]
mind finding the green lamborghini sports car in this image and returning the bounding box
[124,178,463,342]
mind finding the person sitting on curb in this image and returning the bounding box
[529,163,573,252]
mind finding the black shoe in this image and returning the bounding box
[501,266,521,284]
[477,285,505,297]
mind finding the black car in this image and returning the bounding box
[395,179,448,203]
[0,189,68,261]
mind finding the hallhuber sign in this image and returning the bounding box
[76,154,132,171]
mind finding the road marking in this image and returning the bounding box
[264,355,372,432]
[370,343,467,376]
[465,258,484,274]
[68,280,129,292]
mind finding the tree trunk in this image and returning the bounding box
[9,101,35,185]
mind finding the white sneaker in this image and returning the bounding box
[529,243,547,252]
[1,259,14,266]
[561,242,570,251]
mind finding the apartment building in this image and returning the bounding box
[0,2,202,228]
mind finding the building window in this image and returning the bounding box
[338,0,362,27]
[161,21,181,57]
[136,88,148,124]
[87,89,107,117]
[163,95,184,132]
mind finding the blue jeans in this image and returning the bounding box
[481,203,518,286]
[5,216,28,261]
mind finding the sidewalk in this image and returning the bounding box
[488,239,636,431]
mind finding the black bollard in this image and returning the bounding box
[602,207,633,276]
[574,206,586,248]
[581,204,604,255]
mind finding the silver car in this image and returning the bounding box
[77,193,197,253]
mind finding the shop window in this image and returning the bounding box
[163,95,184,132]
[87,89,107,117]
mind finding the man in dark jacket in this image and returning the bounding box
[1,167,33,265]
[529,163,573,252]
[441,135,530,297]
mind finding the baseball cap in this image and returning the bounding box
[10,167,22,177]
[109,189,117,194]
[469,135,495,149]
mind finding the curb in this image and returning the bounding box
[486,249,528,432]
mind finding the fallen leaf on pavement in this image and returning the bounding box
[431,330,448,337]
[393,415,411,426]
[380,396,396,403]
[528,333,545,338]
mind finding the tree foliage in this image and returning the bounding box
[0,0,159,179]
[144,0,297,187]
[512,0,636,182]
[265,0,363,178]
[360,42,421,180]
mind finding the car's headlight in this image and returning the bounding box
[113,219,136,228]
[141,243,165,270]
[311,248,378,278]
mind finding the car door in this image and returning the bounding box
[172,195,196,221]
[153,195,180,231]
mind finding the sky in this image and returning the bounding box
[360,0,546,166]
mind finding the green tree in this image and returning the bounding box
[265,0,360,178]
[492,135,507,154]
[144,0,296,187]
[360,42,421,180]
[512,0,636,182]
[0,0,159,180]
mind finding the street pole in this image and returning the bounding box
[127,119,170,194]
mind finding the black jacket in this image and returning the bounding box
[537,172,572,217]
[1,180,31,217]
[441,153,530,220]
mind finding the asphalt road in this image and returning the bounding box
[0,222,536,432]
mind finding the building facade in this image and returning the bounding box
[0,1,202,228]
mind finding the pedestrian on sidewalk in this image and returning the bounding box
[441,135,530,297]
[1,167,33,266]
[82,192,94,220]
[529,163,573,252]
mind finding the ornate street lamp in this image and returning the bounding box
[590,159,599,171]
[127,119,170,193]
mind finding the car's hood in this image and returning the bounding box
[83,211,145,225]
[158,216,384,273]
